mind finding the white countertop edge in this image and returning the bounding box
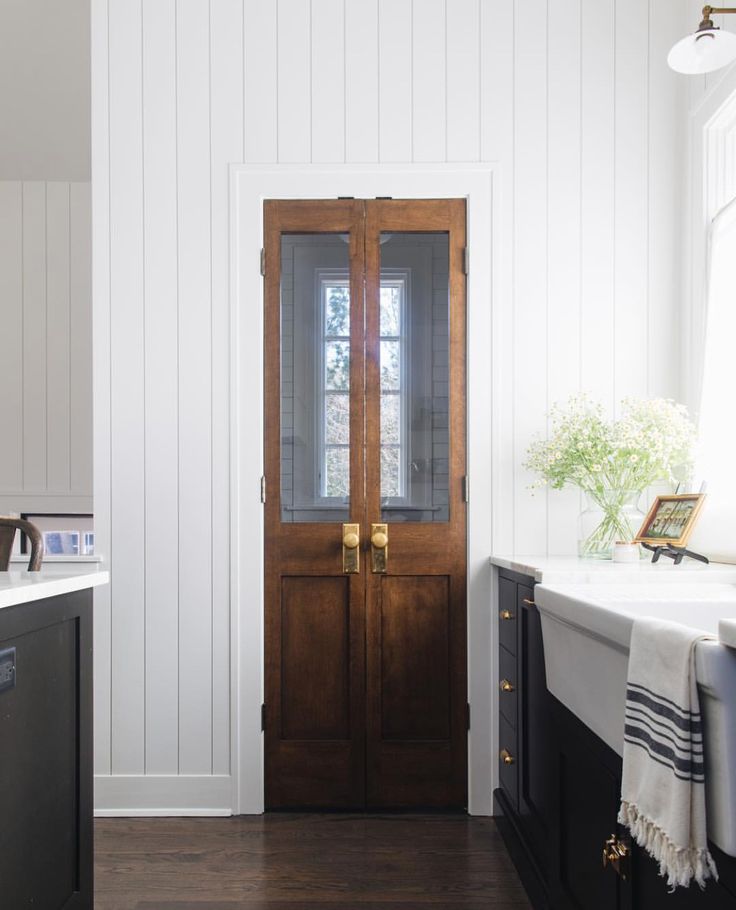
[0,570,110,610]
[491,554,736,584]
[9,554,104,564]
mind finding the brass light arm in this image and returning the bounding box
[701,6,736,29]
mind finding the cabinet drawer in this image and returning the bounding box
[498,644,518,729]
[499,713,518,810]
[498,577,517,656]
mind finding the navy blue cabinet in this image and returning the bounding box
[493,567,736,910]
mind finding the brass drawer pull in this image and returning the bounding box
[500,748,515,765]
[602,834,630,879]
[499,609,514,621]
[499,679,515,693]
[522,598,535,606]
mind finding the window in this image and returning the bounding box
[692,199,736,555]
[379,277,407,499]
[320,274,351,499]
[318,272,408,502]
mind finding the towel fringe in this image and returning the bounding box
[619,800,718,891]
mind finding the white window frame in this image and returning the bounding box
[378,269,411,504]
[314,267,413,506]
[317,270,351,501]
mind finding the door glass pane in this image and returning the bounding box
[379,232,450,522]
[280,233,351,522]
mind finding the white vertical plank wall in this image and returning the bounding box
[91,0,688,813]
[0,180,92,514]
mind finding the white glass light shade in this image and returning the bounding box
[668,26,736,75]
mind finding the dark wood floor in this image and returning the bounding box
[94,814,531,909]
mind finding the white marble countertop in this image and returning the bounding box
[0,564,109,610]
[491,554,736,585]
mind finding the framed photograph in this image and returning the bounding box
[634,494,706,548]
[19,513,95,556]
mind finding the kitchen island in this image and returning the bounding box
[0,565,108,910]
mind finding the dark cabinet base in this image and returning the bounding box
[494,567,736,910]
[0,589,93,909]
[495,695,736,909]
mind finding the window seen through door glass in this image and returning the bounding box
[379,232,450,523]
[280,234,351,522]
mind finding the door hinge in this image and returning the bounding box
[463,247,469,275]
[260,247,266,276]
[375,196,393,199]
[260,475,266,504]
[261,704,266,731]
[466,703,471,731]
[462,475,470,503]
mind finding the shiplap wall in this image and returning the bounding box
[0,181,92,515]
[92,0,688,811]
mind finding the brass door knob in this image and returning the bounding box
[499,609,514,621]
[371,531,388,549]
[500,749,515,765]
[343,532,359,549]
[499,679,515,693]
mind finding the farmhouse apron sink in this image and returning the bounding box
[535,582,736,856]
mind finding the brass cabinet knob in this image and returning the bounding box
[499,609,514,621]
[500,749,515,765]
[499,679,515,693]
[343,532,359,549]
[371,531,388,549]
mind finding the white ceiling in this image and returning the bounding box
[0,0,90,180]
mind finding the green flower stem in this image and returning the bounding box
[580,488,641,558]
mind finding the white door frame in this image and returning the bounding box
[229,163,505,815]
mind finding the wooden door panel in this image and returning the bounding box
[265,198,467,810]
[266,568,365,808]
[364,199,467,809]
[264,200,366,809]
[380,575,451,741]
[280,576,351,740]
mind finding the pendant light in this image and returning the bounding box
[668,5,736,74]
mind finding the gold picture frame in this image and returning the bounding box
[634,493,706,548]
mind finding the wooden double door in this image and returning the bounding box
[263,198,467,809]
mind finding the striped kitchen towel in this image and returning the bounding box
[618,617,718,890]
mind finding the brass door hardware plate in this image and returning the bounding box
[602,834,630,879]
[342,524,360,574]
[371,523,388,573]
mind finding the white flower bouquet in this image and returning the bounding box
[525,395,697,557]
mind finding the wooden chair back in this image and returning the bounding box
[0,518,44,571]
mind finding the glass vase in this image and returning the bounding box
[578,489,645,560]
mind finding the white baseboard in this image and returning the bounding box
[94,774,234,817]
